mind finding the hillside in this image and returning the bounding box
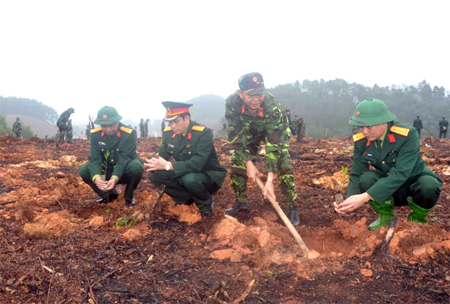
[5,115,57,138]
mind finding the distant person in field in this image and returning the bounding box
[12,117,22,138]
[79,106,143,207]
[56,108,74,145]
[145,102,226,220]
[413,116,423,138]
[139,119,145,138]
[224,72,300,226]
[144,119,150,138]
[439,117,448,139]
[66,119,73,143]
[334,99,442,230]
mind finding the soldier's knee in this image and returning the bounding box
[180,173,199,187]
[128,159,144,175]
[360,171,382,192]
[416,176,442,197]
[79,164,90,181]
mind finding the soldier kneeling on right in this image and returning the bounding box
[334,99,442,230]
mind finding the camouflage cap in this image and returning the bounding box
[94,106,122,125]
[238,72,267,96]
[162,101,193,121]
[69,107,75,113]
[349,99,397,127]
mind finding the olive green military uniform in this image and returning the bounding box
[439,118,448,139]
[79,122,143,201]
[413,117,423,137]
[349,121,442,208]
[148,120,226,213]
[348,99,442,229]
[225,91,298,208]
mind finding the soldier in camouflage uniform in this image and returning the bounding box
[12,117,22,138]
[66,119,73,143]
[56,108,74,145]
[224,72,300,225]
[139,119,145,138]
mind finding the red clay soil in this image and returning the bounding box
[0,134,449,303]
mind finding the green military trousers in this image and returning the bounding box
[230,136,298,208]
[148,171,220,213]
[359,171,442,208]
[79,158,143,200]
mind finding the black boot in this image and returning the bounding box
[225,202,249,216]
[201,203,215,220]
[95,189,120,204]
[288,207,300,226]
[125,195,136,207]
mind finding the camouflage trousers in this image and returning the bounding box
[230,139,298,208]
[66,130,73,143]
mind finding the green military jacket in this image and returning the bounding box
[439,119,449,130]
[158,120,226,187]
[347,121,441,204]
[225,91,291,173]
[88,123,139,180]
[413,118,423,130]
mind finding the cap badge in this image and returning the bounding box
[103,114,107,119]
[252,76,258,83]
[355,110,360,117]
[167,108,172,114]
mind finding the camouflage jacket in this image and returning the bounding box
[13,121,22,132]
[225,91,291,173]
[57,109,72,125]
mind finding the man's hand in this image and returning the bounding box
[333,193,371,214]
[144,157,171,172]
[104,179,117,192]
[245,161,259,181]
[94,177,108,192]
[264,180,276,201]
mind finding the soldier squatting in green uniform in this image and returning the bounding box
[79,106,143,206]
[145,102,227,219]
[224,72,301,226]
[334,99,442,230]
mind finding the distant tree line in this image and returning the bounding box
[271,79,450,138]
[172,79,450,138]
[2,80,449,138]
[0,96,58,123]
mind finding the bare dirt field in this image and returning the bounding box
[1,135,449,303]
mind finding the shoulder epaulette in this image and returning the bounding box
[120,126,133,134]
[163,126,172,132]
[353,132,366,142]
[192,126,205,132]
[390,126,410,137]
[91,126,102,134]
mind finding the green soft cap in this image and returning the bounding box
[238,72,268,96]
[349,99,397,127]
[94,106,122,125]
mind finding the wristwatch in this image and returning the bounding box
[165,162,171,171]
